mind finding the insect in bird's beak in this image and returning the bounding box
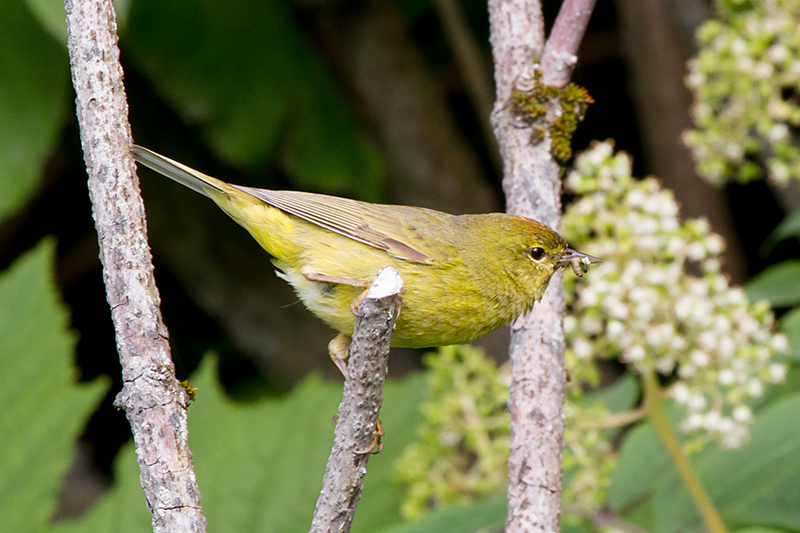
[558,248,602,277]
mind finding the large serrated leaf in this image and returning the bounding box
[0,240,108,532]
[54,356,425,533]
[0,0,69,221]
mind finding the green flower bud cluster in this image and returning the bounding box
[393,345,511,519]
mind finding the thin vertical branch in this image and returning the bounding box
[488,2,564,525]
[64,1,205,531]
[487,0,597,530]
[310,267,403,533]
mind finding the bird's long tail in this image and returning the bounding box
[132,145,228,199]
[131,145,296,259]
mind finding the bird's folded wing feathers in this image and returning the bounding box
[233,186,442,264]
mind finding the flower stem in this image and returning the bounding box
[642,370,728,533]
[580,406,647,429]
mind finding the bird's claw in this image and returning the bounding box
[354,419,384,455]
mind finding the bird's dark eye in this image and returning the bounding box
[528,247,545,261]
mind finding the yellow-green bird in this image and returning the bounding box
[133,145,599,373]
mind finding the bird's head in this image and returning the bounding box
[487,215,601,303]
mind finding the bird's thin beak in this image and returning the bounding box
[559,248,602,265]
[558,248,602,277]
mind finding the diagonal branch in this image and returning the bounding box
[540,0,599,87]
[64,1,205,531]
[310,267,403,533]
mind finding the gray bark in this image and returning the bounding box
[310,268,403,533]
[487,0,596,529]
[64,0,205,531]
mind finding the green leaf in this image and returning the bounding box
[0,0,69,221]
[733,526,786,533]
[56,356,426,533]
[761,208,800,256]
[24,0,130,44]
[780,307,800,360]
[0,240,108,532]
[610,393,800,533]
[757,365,800,411]
[373,493,595,533]
[51,444,152,533]
[376,493,506,533]
[582,374,640,413]
[745,260,800,308]
[125,0,382,199]
[560,517,594,533]
[607,415,674,514]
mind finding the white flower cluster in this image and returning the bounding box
[563,142,790,448]
[682,0,800,185]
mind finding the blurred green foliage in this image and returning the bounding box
[49,357,428,533]
[0,0,69,220]
[123,0,382,198]
[5,0,383,214]
[610,393,800,532]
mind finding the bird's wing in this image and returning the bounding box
[233,186,446,264]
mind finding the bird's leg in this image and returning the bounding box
[354,419,384,455]
[327,333,351,377]
[303,271,372,315]
[303,271,370,289]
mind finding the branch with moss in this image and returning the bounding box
[64,0,205,531]
[487,0,596,529]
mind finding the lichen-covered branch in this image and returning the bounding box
[64,1,205,531]
[309,267,403,533]
[487,0,596,530]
